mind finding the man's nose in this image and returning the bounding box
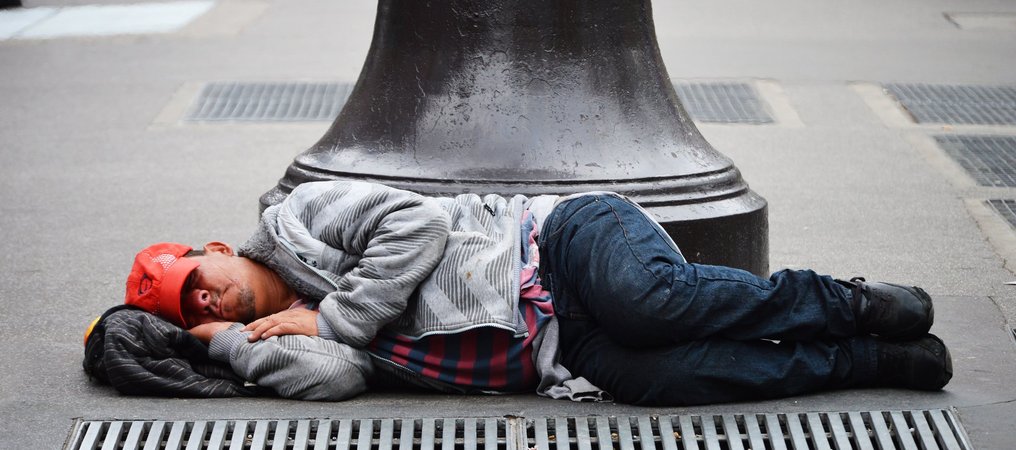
[185,288,212,310]
[193,289,212,307]
[182,289,217,326]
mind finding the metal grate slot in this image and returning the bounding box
[936,135,1016,187]
[65,410,971,450]
[672,81,774,124]
[885,83,1016,125]
[187,82,353,122]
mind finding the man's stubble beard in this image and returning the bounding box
[239,285,256,323]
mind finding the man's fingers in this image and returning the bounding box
[242,317,266,332]
[259,323,298,339]
[242,309,319,342]
[245,318,300,341]
[246,317,279,342]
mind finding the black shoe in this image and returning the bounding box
[841,277,934,340]
[876,334,952,390]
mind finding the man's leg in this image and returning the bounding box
[541,194,951,402]
[556,319,878,406]
[540,194,858,346]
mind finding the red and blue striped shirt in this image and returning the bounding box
[366,209,554,392]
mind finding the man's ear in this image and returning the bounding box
[203,241,234,256]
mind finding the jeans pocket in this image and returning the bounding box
[544,271,591,320]
[539,195,602,243]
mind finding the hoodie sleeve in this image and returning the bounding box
[282,181,451,347]
[209,325,374,401]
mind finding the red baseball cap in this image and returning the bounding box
[125,242,201,328]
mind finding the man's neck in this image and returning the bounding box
[252,261,299,315]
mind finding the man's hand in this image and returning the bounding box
[188,322,234,344]
[243,308,320,342]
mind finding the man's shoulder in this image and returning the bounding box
[281,181,451,230]
[289,180,406,198]
[284,181,432,208]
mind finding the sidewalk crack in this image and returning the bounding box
[965,396,1016,408]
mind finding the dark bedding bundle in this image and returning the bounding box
[83,305,258,397]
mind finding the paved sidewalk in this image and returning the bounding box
[2,0,1015,448]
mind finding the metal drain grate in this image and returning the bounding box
[66,410,971,450]
[936,135,1016,187]
[885,83,1016,125]
[185,81,770,124]
[527,411,971,450]
[672,82,774,124]
[66,418,513,450]
[987,199,1016,230]
[187,82,353,121]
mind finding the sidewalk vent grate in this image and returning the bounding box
[885,83,1016,125]
[672,81,774,124]
[987,199,1016,230]
[187,82,353,122]
[66,409,971,450]
[935,135,1016,187]
[185,81,771,124]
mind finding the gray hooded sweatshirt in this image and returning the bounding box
[207,180,605,401]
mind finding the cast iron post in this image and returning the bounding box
[262,0,769,274]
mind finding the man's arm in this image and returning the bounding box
[206,324,374,401]
[282,181,451,347]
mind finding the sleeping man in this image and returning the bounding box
[111,180,951,405]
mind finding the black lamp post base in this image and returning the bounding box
[262,0,770,275]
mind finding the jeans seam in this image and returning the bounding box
[696,272,770,290]
[602,199,675,297]
[618,196,683,257]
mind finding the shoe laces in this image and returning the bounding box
[847,277,869,318]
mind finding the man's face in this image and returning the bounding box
[180,251,258,327]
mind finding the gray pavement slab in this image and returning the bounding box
[2,0,1016,448]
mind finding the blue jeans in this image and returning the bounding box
[538,194,878,405]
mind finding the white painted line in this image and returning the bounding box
[0,6,57,39]
[966,198,1016,275]
[903,133,979,190]
[755,80,803,128]
[15,1,214,39]
[851,82,914,128]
